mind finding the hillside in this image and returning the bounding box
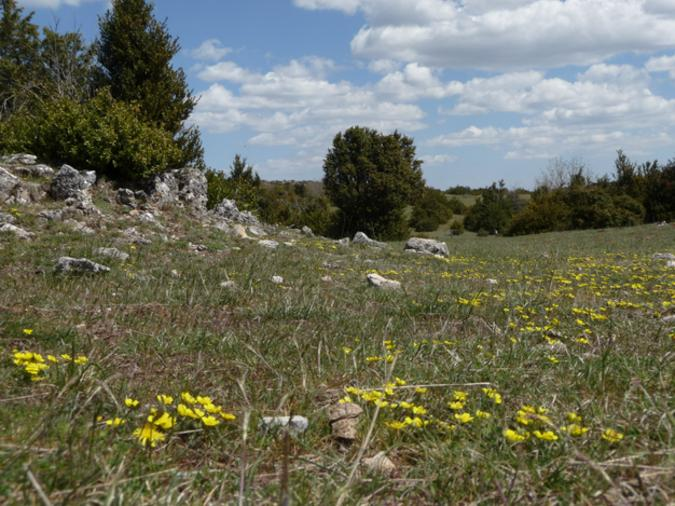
[1,157,674,504]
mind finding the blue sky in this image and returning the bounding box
[20,0,675,189]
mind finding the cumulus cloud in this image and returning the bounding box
[295,0,675,70]
[190,57,425,157]
[646,54,675,78]
[428,62,675,159]
[189,39,231,62]
[18,0,101,7]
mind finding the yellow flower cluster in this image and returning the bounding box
[12,349,88,381]
[101,390,237,448]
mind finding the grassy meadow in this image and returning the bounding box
[1,199,674,504]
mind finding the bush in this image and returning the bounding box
[449,219,464,235]
[464,181,515,234]
[0,89,181,181]
[410,187,454,232]
[259,182,334,235]
[323,126,424,240]
[205,155,262,211]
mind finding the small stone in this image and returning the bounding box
[662,315,675,323]
[367,273,401,290]
[189,242,208,252]
[170,269,180,278]
[667,261,675,268]
[259,240,279,249]
[321,275,333,283]
[260,415,309,434]
[332,418,359,441]
[327,402,363,422]
[301,225,314,237]
[232,224,249,239]
[95,247,129,261]
[64,219,95,235]
[116,188,136,208]
[220,280,236,289]
[55,257,110,274]
[0,211,16,224]
[2,153,37,165]
[338,237,350,246]
[271,275,284,284]
[486,278,499,286]
[363,452,396,477]
[0,223,33,240]
[247,225,266,237]
[653,253,675,261]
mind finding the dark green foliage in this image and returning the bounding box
[95,0,202,168]
[449,219,464,235]
[0,88,181,179]
[410,187,455,232]
[508,166,646,236]
[447,196,467,215]
[643,160,675,222]
[323,126,425,240]
[464,181,516,234]
[259,182,334,235]
[0,0,40,118]
[206,155,262,210]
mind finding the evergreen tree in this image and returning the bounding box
[95,0,203,167]
[0,0,40,118]
[323,126,424,239]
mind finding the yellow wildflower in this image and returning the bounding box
[601,428,624,443]
[133,423,166,447]
[124,398,140,408]
[149,412,175,430]
[157,394,174,405]
[562,424,589,437]
[567,412,583,423]
[105,417,125,427]
[386,420,408,430]
[220,412,236,421]
[448,401,464,411]
[74,355,88,365]
[22,329,33,335]
[454,412,474,424]
[504,429,528,442]
[201,415,220,427]
[475,410,491,419]
[177,403,199,419]
[181,391,197,404]
[533,430,558,441]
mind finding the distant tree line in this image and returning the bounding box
[464,152,675,236]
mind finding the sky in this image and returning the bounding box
[19,0,675,189]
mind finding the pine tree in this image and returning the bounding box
[95,0,203,167]
[0,0,40,118]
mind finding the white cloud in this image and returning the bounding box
[18,0,102,7]
[376,63,462,101]
[190,39,231,61]
[646,54,675,78]
[190,58,426,157]
[421,153,458,165]
[296,0,675,70]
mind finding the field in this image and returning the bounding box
[1,198,674,504]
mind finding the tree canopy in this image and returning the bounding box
[323,126,424,239]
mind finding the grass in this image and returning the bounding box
[1,197,674,504]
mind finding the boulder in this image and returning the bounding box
[328,402,363,442]
[0,223,33,240]
[353,231,386,248]
[367,273,401,290]
[212,198,260,226]
[9,164,54,178]
[148,167,207,212]
[49,165,93,200]
[405,237,449,257]
[55,257,110,274]
[247,225,267,237]
[301,225,314,237]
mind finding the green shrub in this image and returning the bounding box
[449,219,464,235]
[1,89,182,181]
[410,187,454,232]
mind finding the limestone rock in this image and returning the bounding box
[95,247,129,261]
[1,153,37,165]
[363,452,397,477]
[260,415,309,434]
[148,167,207,212]
[232,224,248,239]
[259,240,279,249]
[247,225,266,237]
[212,198,260,226]
[9,163,54,178]
[0,223,33,240]
[50,165,94,200]
[337,237,350,246]
[64,219,95,235]
[0,211,16,224]
[367,273,401,290]
[301,225,314,237]
[271,275,284,284]
[0,167,42,204]
[328,402,363,442]
[116,188,137,208]
[55,257,110,274]
[353,231,386,248]
[220,280,237,289]
[405,237,449,257]
[653,253,675,261]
